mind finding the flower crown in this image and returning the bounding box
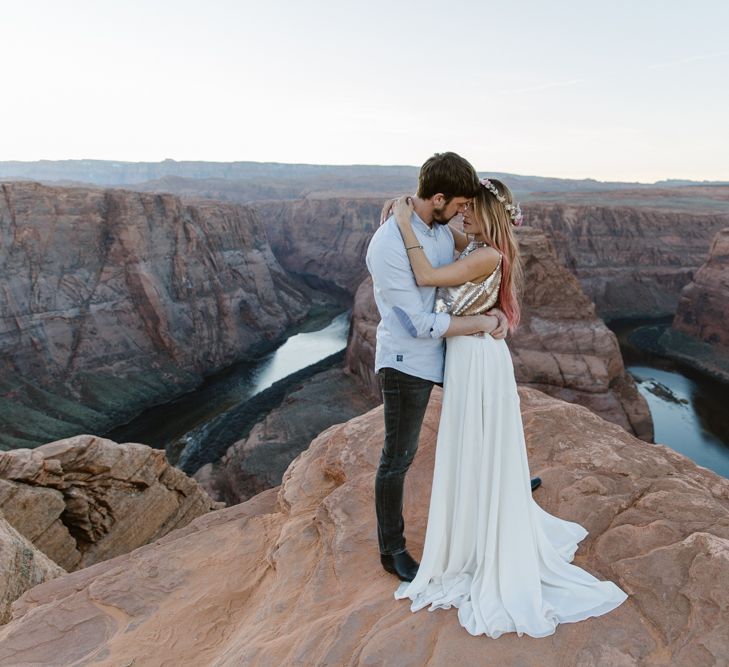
[479,178,523,226]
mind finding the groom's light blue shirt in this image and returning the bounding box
[366,212,453,383]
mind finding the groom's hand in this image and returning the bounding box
[488,308,508,339]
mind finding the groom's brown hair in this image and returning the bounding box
[417,152,480,202]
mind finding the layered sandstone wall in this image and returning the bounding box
[347,228,653,440]
[654,228,729,382]
[1,389,727,664]
[522,203,729,318]
[0,517,65,624]
[254,198,381,297]
[256,197,729,319]
[0,182,308,449]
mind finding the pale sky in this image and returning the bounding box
[1,0,728,182]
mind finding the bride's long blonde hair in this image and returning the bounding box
[471,178,523,331]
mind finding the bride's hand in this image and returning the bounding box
[379,197,399,225]
[487,308,508,339]
[393,195,415,230]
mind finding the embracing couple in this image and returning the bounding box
[366,152,628,638]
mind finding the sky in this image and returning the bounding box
[1,0,728,182]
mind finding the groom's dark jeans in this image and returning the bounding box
[375,367,434,556]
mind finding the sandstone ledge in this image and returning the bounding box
[0,389,727,665]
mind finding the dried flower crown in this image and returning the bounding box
[480,178,523,226]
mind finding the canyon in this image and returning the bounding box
[253,193,729,318]
[1,170,728,662]
[0,182,308,449]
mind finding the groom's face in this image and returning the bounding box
[432,195,472,224]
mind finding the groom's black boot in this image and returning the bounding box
[531,476,542,492]
[381,550,419,582]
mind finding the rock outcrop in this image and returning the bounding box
[0,182,308,449]
[1,388,727,665]
[347,227,653,440]
[0,434,222,572]
[672,228,729,347]
[0,517,65,624]
[194,367,380,505]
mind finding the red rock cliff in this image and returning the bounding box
[254,198,381,297]
[258,197,729,318]
[519,203,729,318]
[672,228,729,348]
[0,182,308,449]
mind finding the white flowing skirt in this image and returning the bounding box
[394,335,628,638]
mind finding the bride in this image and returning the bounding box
[389,178,628,638]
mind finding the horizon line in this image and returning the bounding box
[1,157,728,187]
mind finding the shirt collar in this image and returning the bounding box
[411,211,436,236]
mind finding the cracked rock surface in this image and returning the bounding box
[0,434,223,574]
[0,388,727,665]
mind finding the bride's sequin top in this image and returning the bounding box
[434,241,502,316]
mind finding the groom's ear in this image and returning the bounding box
[432,193,446,207]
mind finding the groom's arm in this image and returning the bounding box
[367,234,450,339]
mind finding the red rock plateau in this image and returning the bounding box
[0,182,308,449]
[347,227,653,440]
[1,388,727,665]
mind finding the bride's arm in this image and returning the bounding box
[394,197,500,287]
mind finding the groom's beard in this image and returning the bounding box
[431,209,455,225]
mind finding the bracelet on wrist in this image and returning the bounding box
[406,244,424,252]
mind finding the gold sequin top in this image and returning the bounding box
[434,241,502,316]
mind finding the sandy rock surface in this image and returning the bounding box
[0,516,65,624]
[1,388,727,666]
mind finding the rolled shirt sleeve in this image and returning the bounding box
[367,234,451,339]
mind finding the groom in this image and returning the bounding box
[366,152,541,582]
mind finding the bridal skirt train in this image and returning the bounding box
[394,334,628,638]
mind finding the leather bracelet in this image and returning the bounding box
[406,244,424,251]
